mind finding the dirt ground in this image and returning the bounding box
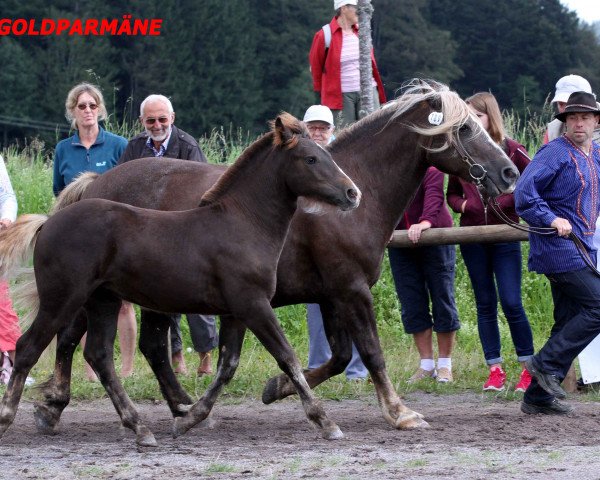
[1,392,600,479]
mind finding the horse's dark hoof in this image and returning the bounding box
[262,376,287,404]
[33,404,59,435]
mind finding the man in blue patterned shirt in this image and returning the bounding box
[515,91,600,415]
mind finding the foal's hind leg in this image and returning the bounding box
[84,294,157,447]
[175,301,342,440]
[0,312,62,438]
[138,310,194,416]
[34,310,88,435]
[263,302,353,402]
[172,314,246,432]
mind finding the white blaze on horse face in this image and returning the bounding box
[319,145,362,208]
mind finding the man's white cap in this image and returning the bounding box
[552,74,592,103]
[334,0,357,10]
[303,105,334,126]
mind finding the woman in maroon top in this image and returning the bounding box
[388,167,460,383]
[447,92,534,393]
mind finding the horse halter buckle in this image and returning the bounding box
[452,129,488,186]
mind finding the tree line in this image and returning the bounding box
[1,0,599,148]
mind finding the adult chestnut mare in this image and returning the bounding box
[0,113,360,446]
[31,80,517,440]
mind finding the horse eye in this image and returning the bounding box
[459,124,469,132]
[305,156,317,165]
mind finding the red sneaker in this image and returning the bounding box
[483,366,506,391]
[514,368,532,393]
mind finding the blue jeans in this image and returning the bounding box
[306,304,368,379]
[525,268,600,405]
[460,242,533,365]
[388,245,460,334]
[167,313,218,353]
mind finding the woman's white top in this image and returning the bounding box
[0,155,17,222]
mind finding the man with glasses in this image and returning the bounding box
[119,94,217,377]
[119,94,207,163]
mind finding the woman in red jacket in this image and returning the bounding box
[447,92,534,393]
[309,0,386,127]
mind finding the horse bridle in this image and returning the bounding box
[449,126,499,194]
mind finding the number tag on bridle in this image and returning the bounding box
[428,112,443,125]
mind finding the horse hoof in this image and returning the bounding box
[322,425,344,440]
[137,429,158,447]
[33,405,59,436]
[172,416,190,438]
[262,376,283,404]
[396,411,429,430]
[198,412,217,430]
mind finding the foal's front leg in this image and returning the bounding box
[34,310,88,435]
[171,314,246,433]
[174,300,342,440]
[84,297,157,447]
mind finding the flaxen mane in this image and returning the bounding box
[333,79,482,152]
[200,113,305,206]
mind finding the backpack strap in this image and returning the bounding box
[321,23,331,72]
[322,23,331,49]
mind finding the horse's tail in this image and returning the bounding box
[12,266,40,331]
[0,214,47,280]
[50,171,99,215]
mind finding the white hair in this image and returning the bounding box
[140,94,174,117]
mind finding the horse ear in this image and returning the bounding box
[274,115,293,147]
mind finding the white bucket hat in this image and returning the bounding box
[334,0,357,9]
[552,74,592,103]
[303,105,334,126]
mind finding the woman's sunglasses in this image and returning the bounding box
[77,103,98,111]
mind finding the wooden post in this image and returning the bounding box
[389,224,529,248]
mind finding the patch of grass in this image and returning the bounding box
[547,451,564,461]
[73,465,105,478]
[205,463,237,474]
[406,458,428,467]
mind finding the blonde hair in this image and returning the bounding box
[64,83,107,130]
[465,92,505,144]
